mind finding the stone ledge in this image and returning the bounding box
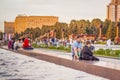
[1,47,120,80]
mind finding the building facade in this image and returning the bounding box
[14,15,58,34]
[107,0,120,22]
[4,21,14,34]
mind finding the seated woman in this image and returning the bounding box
[23,37,33,50]
[80,41,99,61]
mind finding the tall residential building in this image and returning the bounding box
[4,21,14,34]
[14,15,58,34]
[107,0,120,22]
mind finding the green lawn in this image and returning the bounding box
[32,43,120,59]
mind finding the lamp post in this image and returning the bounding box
[98,24,102,40]
[48,30,50,39]
[62,29,65,40]
[54,30,56,38]
[29,32,33,44]
[115,22,120,43]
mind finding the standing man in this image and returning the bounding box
[106,39,111,49]
[71,35,82,60]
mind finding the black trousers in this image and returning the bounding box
[80,56,99,61]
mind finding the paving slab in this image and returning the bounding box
[30,48,120,70]
[0,48,109,80]
[1,47,120,80]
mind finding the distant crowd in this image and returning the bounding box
[7,34,100,61]
[37,35,99,61]
[8,36,33,50]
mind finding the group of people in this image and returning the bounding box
[8,34,99,61]
[8,36,33,50]
[71,35,99,61]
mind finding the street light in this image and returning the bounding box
[61,29,65,40]
[54,29,56,38]
[98,24,102,40]
[116,22,120,38]
[48,30,50,39]
[115,22,120,43]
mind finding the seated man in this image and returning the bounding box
[14,39,20,50]
[23,37,33,50]
[14,39,23,50]
[80,41,99,61]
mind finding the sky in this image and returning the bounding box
[0,0,110,32]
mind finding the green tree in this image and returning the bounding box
[54,22,68,39]
[107,22,116,40]
[102,19,111,35]
[14,32,20,39]
[69,20,77,35]
[77,20,87,34]
[90,18,102,38]
[69,19,90,35]
[91,18,102,28]
[85,26,97,35]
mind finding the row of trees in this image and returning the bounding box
[15,18,120,41]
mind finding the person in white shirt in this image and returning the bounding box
[106,39,111,49]
[14,39,19,50]
[14,39,23,50]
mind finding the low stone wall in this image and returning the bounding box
[1,48,120,80]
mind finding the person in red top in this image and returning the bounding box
[23,38,30,48]
[23,37,33,50]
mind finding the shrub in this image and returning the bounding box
[32,43,39,48]
[96,41,106,44]
[94,49,120,58]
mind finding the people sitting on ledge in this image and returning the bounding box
[23,37,33,50]
[14,39,23,50]
[80,41,99,61]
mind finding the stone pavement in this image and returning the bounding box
[0,48,109,80]
[1,46,120,70]
[1,46,120,80]
[30,48,120,70]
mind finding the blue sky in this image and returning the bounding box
[0,0,110,32]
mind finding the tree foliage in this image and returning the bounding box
[16,18,118,40]
[106,22,116,40]
[102,19,111,35]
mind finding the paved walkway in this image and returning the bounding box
[1,46,120,70]
[0,48,109,80]
[28,48,120,70]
